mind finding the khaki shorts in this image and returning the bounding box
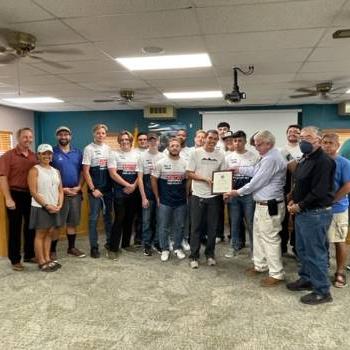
[328,211,349,243]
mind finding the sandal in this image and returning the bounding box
[38,263,56,272]
[334,272,347,288]
[47,261,61,270]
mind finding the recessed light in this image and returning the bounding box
[333,29,350,39]
[346,89,350,94]
[3,97,64,104]
[115,53,212,71]
[141,46,164,54]
[163,91,223,99]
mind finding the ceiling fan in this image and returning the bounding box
[0,28,81,69]
[93,89,151,104]
[289,82,344,100]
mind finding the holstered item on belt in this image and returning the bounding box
[267,199,278,216]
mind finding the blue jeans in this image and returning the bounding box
[142,200,159,248]
[158,203,186,251]
[88,192,113,249]
[295,208,332,295]
[228,194,255,252]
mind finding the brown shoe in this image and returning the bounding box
[67,247,86,258]
[245,267,266,277]
[260,276,283,287]
[12,263,25,271]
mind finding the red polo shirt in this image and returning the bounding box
[0,145,38,190]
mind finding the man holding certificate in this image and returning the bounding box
[224,130,287,287]
[187,130,225,269]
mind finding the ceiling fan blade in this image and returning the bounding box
[93,99,117,103]
[32,48,82,55]
[295,88,316,93]
[28,55,71,69]
[331,86,346,93]
[0,53,18,64]
[289,93,318,99]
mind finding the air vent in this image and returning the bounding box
[144,105,176,120]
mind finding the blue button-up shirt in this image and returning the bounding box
[237,148,286,201]
[52,145,83,188]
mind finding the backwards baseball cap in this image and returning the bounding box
[222,131,234,140]
[147,132,158,140]
[37,144,53,153]
[56,126,71,135]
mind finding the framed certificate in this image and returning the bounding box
[211,170,233,194]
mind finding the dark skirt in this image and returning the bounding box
[29,206,61,230]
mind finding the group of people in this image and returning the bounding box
[0,121,349,306]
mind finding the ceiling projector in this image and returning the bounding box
[224,90,246,103]
[225,65,254,104]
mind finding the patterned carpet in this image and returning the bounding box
[0,237,349,350]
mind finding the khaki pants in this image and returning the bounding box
[253,202,285,280]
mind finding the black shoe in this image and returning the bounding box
[346,265,350,271]
[143,247,152,256]
[152,244,162,255]
[104,243,110,251]
[286,279,313,292]
[300,292,333,305]
[90,247,100,258]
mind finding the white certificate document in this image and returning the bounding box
[212,171,233,194]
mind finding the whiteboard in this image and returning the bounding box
[201,110,299,148]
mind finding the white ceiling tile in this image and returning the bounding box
[148,77,220,90]
[31,43,109,62]
[204,29,324,53]
[95,36,206,57]
[332,0,350,26]
[33,0,192,17]
[64,9,200,41]
[28,58,125,74]
[193,0,290,6]
[0,0,53,23]
[133,68,216,80]
[210,48,311,68]
[58,70,135,83]
[300,60,350,73]
[308,47,350,61]
[216,62,302,77]
[197,0,344,34]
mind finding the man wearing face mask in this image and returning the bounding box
[287,126,335,305]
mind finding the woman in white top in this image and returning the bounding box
[28,144,63,272]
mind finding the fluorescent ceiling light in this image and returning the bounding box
[3,97,64,104]
[116,53,212,71]
[346,89,350,94]
[164,91,223,99]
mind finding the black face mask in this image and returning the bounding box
[299,140,313,155]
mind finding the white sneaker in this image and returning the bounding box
[174,249,186,260]
[161,250,170,262]
[190,260,199,269]
[169,240,174,251]
[207,257,216,266]
[181,239,190,251]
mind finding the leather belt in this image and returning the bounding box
[10,187,29,192]
[256,200,284,206]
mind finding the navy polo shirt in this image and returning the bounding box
[52,145,83,188]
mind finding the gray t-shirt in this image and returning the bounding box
[187,148,225,198]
